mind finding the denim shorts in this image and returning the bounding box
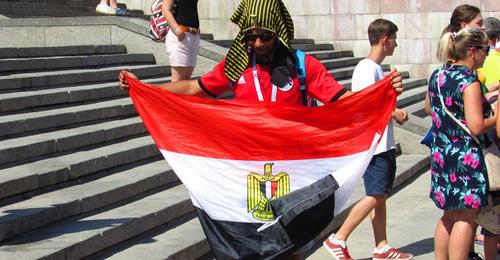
[363,149,396,196]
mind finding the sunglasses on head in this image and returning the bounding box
[476,45,490,52]
[245,32,275,42]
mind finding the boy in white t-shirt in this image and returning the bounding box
[323,19,412,260]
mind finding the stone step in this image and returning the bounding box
[0,135,158,200]
[401,100,432,135]
[306,50,354,60]
[207,39,316,48]
[0,2,97,17]
[0,76,170,113]
[292,43,335,52]
[0,116,146,165]
[320,57,363,70]
[102,218,210,259]
[0,53,156,73]
[0,45,127,59]
[0,64,170,91]
[0,97,135,138]
[0,163,188,250]
[396,85,427,108]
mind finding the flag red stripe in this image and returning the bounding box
[127,74,396,160]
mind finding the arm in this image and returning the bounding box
[424,91,431,115]
[336,70,403,101]
[485,81,500,93]
[463,81,497,135]
[161,0,185,41]
[497,100,500,139]
[119,71,208,97]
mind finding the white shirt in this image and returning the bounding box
[351,58,396,154]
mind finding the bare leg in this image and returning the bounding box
[448,208,479,260]
[108,0,118,9]
[335,195,384,241]
[370,196,388,249]
[171,66,195,82]
[434,212,452,260]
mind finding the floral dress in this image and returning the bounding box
[428,63,492,210]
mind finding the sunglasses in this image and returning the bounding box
[476,45,490,52]
[245,33,275,42]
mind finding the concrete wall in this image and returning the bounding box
[121,0,500,79]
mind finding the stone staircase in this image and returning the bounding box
[0,37,430,259]
[0,0,147,18]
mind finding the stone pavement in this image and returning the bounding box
[307,170,494,260]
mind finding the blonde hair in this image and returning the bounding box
[437,28,487,62]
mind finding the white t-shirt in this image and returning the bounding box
[351,58,396,155]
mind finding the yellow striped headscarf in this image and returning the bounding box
[224,0,294,83]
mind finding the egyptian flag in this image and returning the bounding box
[125,74,396,259]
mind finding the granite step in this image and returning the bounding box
[0,77,170,113]
[306,50,354,60]
[396,85,427,107]
[320,57,364,70]
[292,43,335,52]
[101,218,210,260]
[0,161,185,247]
[0,135,158,201]
[0,64,170,91]
[0,97,135,138]
[0,116,146,165]
[0,45,127,59]
[0,53,155,73]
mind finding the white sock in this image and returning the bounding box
[328,234,346,247]
[374,244,391,254]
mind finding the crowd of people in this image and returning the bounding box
[118,1,499,259]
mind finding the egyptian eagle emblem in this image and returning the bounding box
[247,163,290,221]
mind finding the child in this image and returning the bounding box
[323,19,411,260]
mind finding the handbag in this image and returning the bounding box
[436,84,500,191]
[475,194,500,234]
[148,0,177,42]
[420,127,432,148]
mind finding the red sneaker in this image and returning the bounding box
[323,239,354,260]
[373,247,413,260]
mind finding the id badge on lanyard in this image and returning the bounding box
[252,53,278,102]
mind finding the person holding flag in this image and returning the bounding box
[119,0,404,258]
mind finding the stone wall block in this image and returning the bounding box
[45,26,110,46]
[380,0,408,13]
[482,0,500,11]
[399,38,432,64]
[0,27,44,47]
[330,0,380,14]
[308,14,356,41]
[284,0,331,16]
[405,13,449,39]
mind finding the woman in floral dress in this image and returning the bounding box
[426,28,497,260]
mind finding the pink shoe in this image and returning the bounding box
[373,247,413,260]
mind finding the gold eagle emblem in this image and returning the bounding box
[247,163,290,221]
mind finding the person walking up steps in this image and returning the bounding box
[323,19,412,260]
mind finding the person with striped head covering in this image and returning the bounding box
[118,2,404,256]
[120,0,403,104]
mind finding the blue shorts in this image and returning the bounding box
[363,149,396,196]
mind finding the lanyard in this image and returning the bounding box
[252,53,277,102]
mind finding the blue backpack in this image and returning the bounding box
[294,49,317,106]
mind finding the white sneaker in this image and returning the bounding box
[95,3,116,15]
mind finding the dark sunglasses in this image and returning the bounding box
[245,33,275,42]
[476,45,490,52]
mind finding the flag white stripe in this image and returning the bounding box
[160,134,379,223]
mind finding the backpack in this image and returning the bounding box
[148,0,177,42]
[294,49,318,107]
